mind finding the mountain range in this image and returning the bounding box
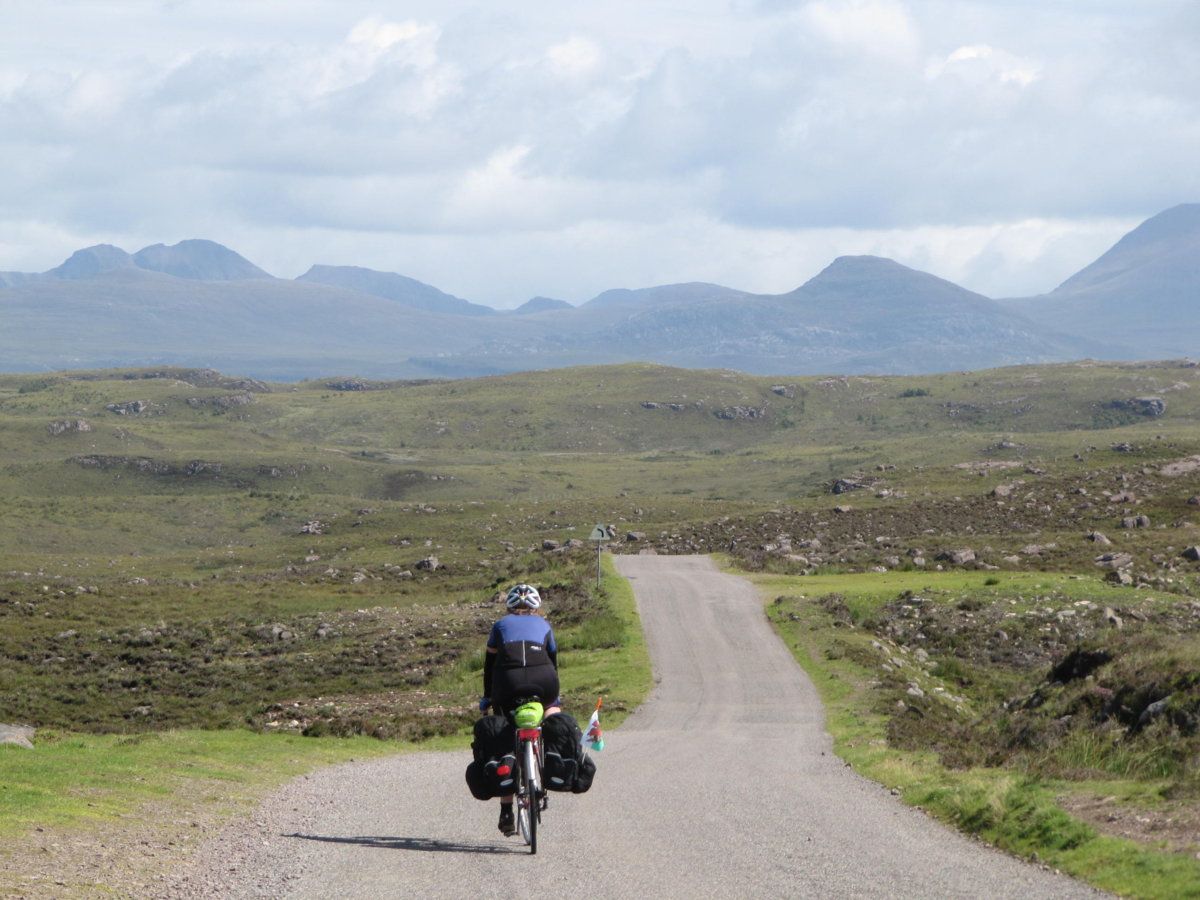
[1,206,1196,379]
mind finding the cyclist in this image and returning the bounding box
[480,583,560,836]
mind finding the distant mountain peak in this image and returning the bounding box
[1053,202,1200,294]
[297,265,495,316]
[132,239,272,281]
[513,296,573,314]
[48,244,135,280]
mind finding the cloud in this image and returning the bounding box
[0,0,1196,301]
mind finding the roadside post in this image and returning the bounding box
[589,524,615,586]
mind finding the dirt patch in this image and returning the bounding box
[1161,456,1200,478]
[1059,794,1200,857]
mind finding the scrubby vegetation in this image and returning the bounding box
[1,358,1199,893]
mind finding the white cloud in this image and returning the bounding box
[799,0,921,63]
[926,44,1041,87]
[0,0,1196,302]
[546,37,603,77]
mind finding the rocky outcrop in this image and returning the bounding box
[714,406,766,420]
[47,418,91,436]
[1126,397,1167,417]
[105,400,151,415]
[186,392,254,411]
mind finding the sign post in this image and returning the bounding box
[589,524,615,586]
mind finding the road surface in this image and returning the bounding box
[167,555,1101,898]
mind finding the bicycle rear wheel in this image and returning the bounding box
[516,739,538,854]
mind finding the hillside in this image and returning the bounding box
[1008,204,1200,357]
[2,205,1198,378]
[297,264,495,316]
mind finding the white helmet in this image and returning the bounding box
[505,583,542,610]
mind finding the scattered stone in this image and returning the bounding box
[394,570,413,579]
[326,378,370,391]
[1188,496,1200,506]
[1105,569,1134,586]
[626,531,646,542]
[1126,397,1167,417]
[542,539,560,551]
[0,724,35,749]
[714,405,766,420]
[299,520,325,535]
[47,418,92,436]
[315,624,334,639]
[832,478,864,494]
[350,571,367,584]
[252,624,295,642]
[1160,456,1200,477]
[640,401,660,409]
[105,399,151,415]
[990,483,1015,498]
[1094,552,1134,569]
[415,556,440,571]
[938,549,976,565]
[1137,696,1173,728]
[1108,491,1137,504]
[833,505,852,514]
[1104,607,1123,629]
[1087,531,1112,545]
[1111,442,1135,453]
[1182,547,1200,562]
[770,385,795,398]
[1120,515,1151,529]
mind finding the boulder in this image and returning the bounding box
[252,623,295,642]
[415,556,440,571]
[1120,515,1151,529]
[326,379,369,391]
[832,478,864,495]
[990,483,1015,498]
[1105,569,1134,586]
[1182,546,1200,562]
[1094,552,1133,569]
[770,385,795,398]
[626,531,646,542]
[542,539,561,551]
[640,401,660,409]
[299,520,325,535]
[1188,496,1200,506]
[1111,442,1135,453]
[937,549,976,565]
[1087,531,1112,545]
[0,724,35,749]
[833,505,852,514]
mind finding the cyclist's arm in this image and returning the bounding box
[483,646,498,697]
[547,626,558,669]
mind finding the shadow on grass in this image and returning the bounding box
[286,833,523,855]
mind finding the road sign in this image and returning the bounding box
[589,524,615,584]
[590,524,615,542]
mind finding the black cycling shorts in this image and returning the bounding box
[492,663,559,713]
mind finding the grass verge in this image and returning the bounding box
[742,568,1200,900]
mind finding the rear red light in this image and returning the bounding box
[497,765,511,776]
[517,728,540,740]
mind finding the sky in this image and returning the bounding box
[1,0,1197,307]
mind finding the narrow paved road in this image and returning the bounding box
[168,556,1101,898]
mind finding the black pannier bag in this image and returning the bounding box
[465,715,517,801]
[541,712,595,793]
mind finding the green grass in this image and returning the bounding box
[0,729,401,837]
[747,567,1200,898]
